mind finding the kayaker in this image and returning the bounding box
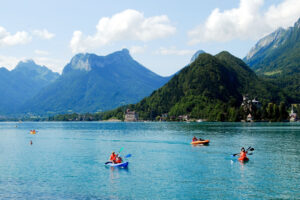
[239,147,247,160]
[109,152,117,162]
[198,138,204,141]
[115,155,123,164]
[192,136,198,142]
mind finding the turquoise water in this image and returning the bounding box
[0,122,299,199]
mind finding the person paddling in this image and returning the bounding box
[238,147,248,161]
[109,152,117,163]
[192,136,198,142]
[115,154,123,164]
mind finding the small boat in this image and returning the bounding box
[30,130,36,134]
[105,162,129,168]
[190,140,210,145]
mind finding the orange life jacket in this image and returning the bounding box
[115,157,122,163]
[240,151,247,158]
[110,154,116,161]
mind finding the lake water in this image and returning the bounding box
[0,122,299,199]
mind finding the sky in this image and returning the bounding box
[0,0,299,76]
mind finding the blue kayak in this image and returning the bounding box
[105,162,129,168]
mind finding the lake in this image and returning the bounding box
[0,122,299,199]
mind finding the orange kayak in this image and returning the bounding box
[190,140,210,145]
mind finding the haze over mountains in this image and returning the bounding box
[0,60,59,115]
[0,49,171,116]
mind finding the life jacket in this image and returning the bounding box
[110,154,116,161]
[115,157,122,163]
[240,151,247,158]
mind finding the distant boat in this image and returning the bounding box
[30,130,36,134]
[196,119,203,122]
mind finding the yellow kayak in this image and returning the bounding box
[190,140,210,145]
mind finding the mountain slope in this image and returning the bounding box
[0,60,59,114]
[112,52,283,121]
[24,49,171,114]
[244,18,300,75]
[244,18,300,102]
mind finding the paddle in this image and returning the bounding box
[231,146,254,157]
[124,154,131,158]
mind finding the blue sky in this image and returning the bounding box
[0,0,299,76]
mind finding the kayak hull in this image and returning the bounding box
[238,157,249,162]
[105,162,129,168]
[191,140,210,145]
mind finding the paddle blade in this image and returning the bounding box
[125,154,131,158]
[119,147,124,153]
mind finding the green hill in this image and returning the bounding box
[103,52,284,121]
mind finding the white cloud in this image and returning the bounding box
[70,9,176,53]
[0,26,32,47]
[129,45,147,54]
[155,46,195,56]
[34,49,50,55]
[33,29,55,39]
[188,0,300,44]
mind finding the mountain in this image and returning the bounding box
[0,60,59,115]
[105,52,283,121]
[244,18,300,102]
[23,49,171,115]
[244,18,300,75]
[190,50,205,63]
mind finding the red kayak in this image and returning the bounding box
[238,156,249,161]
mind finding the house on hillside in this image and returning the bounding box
[178,115,189,121]
[125,109,138,121]
[241,95,261,111]
[289,106,298,122]
[160,113,168,121]
[246,114,253,122]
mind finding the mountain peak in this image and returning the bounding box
[15,59,37,69]
[295,17,300,28]
[121,48,129,54]
[190,50,206,63]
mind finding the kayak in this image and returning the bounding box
[105,162,129,168]
[238,156,249,161]
[190,140,210,145]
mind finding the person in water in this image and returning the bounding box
[109,152,117,162]
[192,136,198,142]
[115,155,123,164]
[30,140,33,145]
